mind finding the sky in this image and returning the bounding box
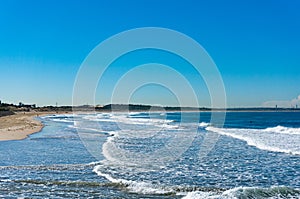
[0,0,299,107]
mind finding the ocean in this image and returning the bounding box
[0,111,299,198]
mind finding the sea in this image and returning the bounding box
[0,111,300,198]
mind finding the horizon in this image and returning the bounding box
[0,1,300,108]
[1,100,299,110]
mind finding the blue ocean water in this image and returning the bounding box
[0,111,300,198]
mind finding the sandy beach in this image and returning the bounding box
[0,112,52,141]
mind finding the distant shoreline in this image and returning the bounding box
[1,102,300,113]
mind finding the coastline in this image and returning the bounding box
[1,109,299,141]
[0,112,56,141]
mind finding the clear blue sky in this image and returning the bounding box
[0,0,299,107]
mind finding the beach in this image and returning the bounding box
[0,111,299,198]
[0,112,50,141]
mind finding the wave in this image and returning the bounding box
[206,126,300,155]
[52,118,74,123]
[128,112,146,117]
[114,115,179,131]
[199,122,210,127]
[0,179,11,182]
[93,165,227,196]
[263,125,300,135]
[83,114,114,122]
[182,186,300,199]
[4,176,300,199]
[93,165,300,198]
[93,165,174,195]
[82,113,177,128]
[111,115,175,126]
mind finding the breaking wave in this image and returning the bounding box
[93,165,300,198]
[182,186,300,199]
[206,125,300,155]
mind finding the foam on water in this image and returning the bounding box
[206,126,300,155]
[182,186,300,199]
[93,165,174,195]
[102,125,196,167]
[83,114,115,122]
[181,191,217,199]
[52,118,75,123]
[128,112,145,116]
[263,125,300,135]
[199,122,210,127]
[94,163,300,198]
[111,114,175,126]
[16,112,299,198]
[81,113,177,131]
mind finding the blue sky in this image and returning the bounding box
[0,0,299,107]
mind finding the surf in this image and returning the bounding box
[206,125,300,155]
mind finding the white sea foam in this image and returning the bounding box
[206,126,300,155]
[181,187,248,199]
[87,161,102,166]
[82,113,177,131]
[0,179,12,182]
[93,165,173,195]
[199,122,210,127]
[106,114,180,132]
[94,163,300,198]
[116,115,174,126]
[52,118,74,123]
[83,114,114,122]
[128,112,145,116]
[158,123,180,129]
[182,186,300,199]
[263,125,300,135]
[181,191,216,199]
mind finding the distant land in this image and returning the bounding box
[1,101,300,117]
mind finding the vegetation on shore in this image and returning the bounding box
[1,100,300,117]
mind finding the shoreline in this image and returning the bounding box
[1,109,299,141]
[0,112,58,141]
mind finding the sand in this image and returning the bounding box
[0,112,54,141]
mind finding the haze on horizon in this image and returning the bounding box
[0,0,299,108]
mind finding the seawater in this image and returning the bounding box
[0,112,300,198]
